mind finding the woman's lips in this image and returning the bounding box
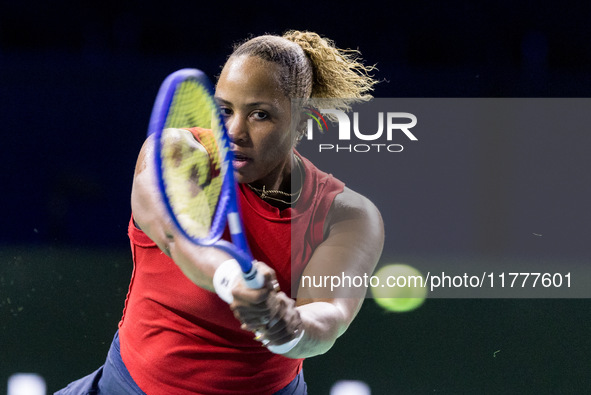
[232,151,251,170]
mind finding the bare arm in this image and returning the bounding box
[131,133,231,292]
[289,187,384,357]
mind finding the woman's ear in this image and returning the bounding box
[290,107,309,143]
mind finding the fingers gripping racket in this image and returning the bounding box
[147,68,264,290]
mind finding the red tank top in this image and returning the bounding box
[118,147,345,394]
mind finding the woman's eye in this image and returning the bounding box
[252,111,268,120]
[220,107,232,117]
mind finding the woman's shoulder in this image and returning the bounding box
[333,187,380,218]
[323,186,383,239]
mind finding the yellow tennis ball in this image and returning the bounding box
[370,264,427,313]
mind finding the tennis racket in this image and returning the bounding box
[148,68,304,354]
[147,68,263,289]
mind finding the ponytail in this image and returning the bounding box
[229,30,378,102]
[283,30,378,101]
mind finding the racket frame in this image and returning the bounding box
[148,68,255,278]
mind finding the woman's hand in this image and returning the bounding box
[229,261,304,347]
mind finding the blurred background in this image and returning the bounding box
[1,0,590,393]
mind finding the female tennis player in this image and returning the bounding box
[58,30,384,394]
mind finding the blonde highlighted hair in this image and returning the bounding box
[228,30,378,105]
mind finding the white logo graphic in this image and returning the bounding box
[305,109,417,153]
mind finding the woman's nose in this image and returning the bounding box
[226,116,248,144]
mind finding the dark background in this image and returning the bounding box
[1,1,590,394]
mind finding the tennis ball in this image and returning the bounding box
[370,264,427,313]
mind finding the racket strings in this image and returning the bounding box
[166,80,213,130]
[160,79,229,239]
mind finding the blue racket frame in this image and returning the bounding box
[147,68,254,275]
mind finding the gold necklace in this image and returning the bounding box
[247,156,304,205]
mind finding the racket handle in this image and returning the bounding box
[213,259,264,304]
[214,260,304,354]
[242,265,265,289]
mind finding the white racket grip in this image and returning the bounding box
[263,329,306,354]
[213,259,243,304]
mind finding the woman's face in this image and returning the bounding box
[215,55,295,187]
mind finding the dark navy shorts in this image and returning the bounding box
[55,331,307,395]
